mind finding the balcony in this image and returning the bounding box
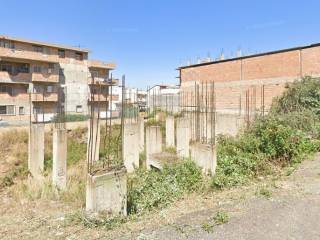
[32,72,59,83]
[0,92,29,101]
[88,94,119,102]
[88,60,116,70]
[0,47,58,63]
[31,92,58,102]
[0,71,31,83]
[88,77,119,86]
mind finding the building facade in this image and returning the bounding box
[179,43,320,114]
[178,43,320,135]
[0,35,115,125]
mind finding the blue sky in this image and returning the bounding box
[1,0,320,89]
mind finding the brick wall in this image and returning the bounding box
[180,45,320,114]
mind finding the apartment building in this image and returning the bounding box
[0,35,115,125]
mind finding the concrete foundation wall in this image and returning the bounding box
[52,128,67,189]
[176,118,190,158]
[146,126,162,169]
[28,123,44,179]
[190,143,217,175]
[165,115,175,147]
[123,123,139,173]
[216,113,246,136]
[87,118,100,163]
[86,168,127,215]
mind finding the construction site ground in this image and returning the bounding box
[1,152,319,239]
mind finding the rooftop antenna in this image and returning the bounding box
[206,52,212,62]
[237,48,242,57]
[220,49,225,60]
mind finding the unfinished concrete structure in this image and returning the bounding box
[178,82,217,174]
[146,125,162,169]
[138,117,144,152]
[165,115,175,147]
[28,123,44,179]
[87,117,100,163]
[123,123,139,173]
[86,168,127,215]
[176,118,190,158]
[52,128,67,189]
[86,75,127,215]
[190,143,216,175]
[178,43,320,135]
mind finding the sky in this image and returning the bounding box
[1,0,320,89]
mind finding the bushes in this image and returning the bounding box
[127,160,203,215]
[212,77,320,189]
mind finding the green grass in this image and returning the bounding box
[202,211,230,233]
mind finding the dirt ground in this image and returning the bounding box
[1,155,320,240]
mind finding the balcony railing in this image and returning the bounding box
[0,47,58,63]
[31,92,58,102]
[0,92,29,101]
[88,77,119,86]
[32,72,59,83]
[88,94,119,102]
[0,71,31,83]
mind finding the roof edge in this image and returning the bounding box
[0,35,90,53]
[177,42,320,70]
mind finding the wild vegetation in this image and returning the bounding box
[212,77,320,188]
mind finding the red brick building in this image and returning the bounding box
[178,43,320,134]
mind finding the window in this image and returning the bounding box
[32,45,43,53]
[0,64,13,74]
[75,52,83,61]
[59,68,64,76]
[0,40,14,49]
[58,49,65,58]
[47,85,53,93]
[18,64,29,73]
[91,70,99,78]
[0,105,15,115]
[0,85,13,95]
[33,65,42,73]
[76,105,83,113]
[19,106,25,115]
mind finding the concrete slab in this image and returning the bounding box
[166,115,175,147]
[190,143,217,175]
[146,126,162,170]
[123,123,139,173]
[52,128,67,189]
[28,123,44,179]
[176,118,190,158]
[86,168,127,215]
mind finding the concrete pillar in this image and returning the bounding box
[52,128,67,189]
[87,118,100,163]
[146,126,162,169]
[190,143,217,175]
[138,117,144,152]
[123,123,139,173]
[176,118,190,158]
[28,123,44,179]
[86,168,127,215]
[166,115,175,147]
